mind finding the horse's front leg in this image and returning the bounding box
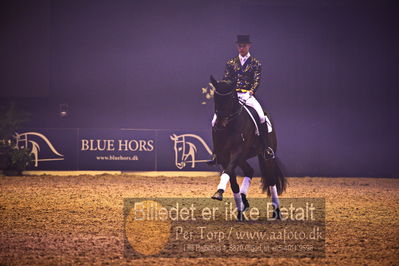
[211,148,242,201]
[211,162,230,201]
[211,148,245,220]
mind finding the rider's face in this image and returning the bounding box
[237,43,251,56]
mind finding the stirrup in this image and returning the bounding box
[264,147,275,160]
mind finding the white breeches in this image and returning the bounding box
[211,92,272,132]
[237,92,266,124]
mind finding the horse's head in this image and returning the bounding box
[210,75,234,95]
[170,134,198,169]
[170,134,185,169]
[210,75,239,127]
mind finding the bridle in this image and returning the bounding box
[213,87,243,130]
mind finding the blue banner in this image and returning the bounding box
[19,128,216,171]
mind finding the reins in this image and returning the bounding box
[214,102,243,130]
[213,88,236,96]
[212,83,244,129]
[215,104,243,119]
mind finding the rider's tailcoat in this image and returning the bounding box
[223,56,262,93]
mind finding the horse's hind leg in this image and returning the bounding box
[239,160,254,196]
[229,170,239,194]
[229,171,245,220]
[268,185,281,219]
[269,185,280,208]
[258,155,283,219]
[239,160,254,211]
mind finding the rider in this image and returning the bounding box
[209,34,274,164]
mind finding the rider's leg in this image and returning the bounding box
[245,96,266,123]
[245,96,273,132]
[245,96,274,158]
[237,91,251,103]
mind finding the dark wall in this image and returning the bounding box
[1,0,398,177]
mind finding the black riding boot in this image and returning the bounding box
[259,122,275,159]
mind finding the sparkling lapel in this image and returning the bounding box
[235,56,241,69]
[236,56,252,73]
[242,56,252,71]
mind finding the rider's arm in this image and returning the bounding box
[250,62,261,94]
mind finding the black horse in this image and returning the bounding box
[209,75,287,220]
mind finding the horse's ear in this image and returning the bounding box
[170,134,177,141]
[210,75,218,88]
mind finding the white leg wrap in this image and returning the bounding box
[239,176,251,195]
[233,193,244,211]
[270,185,280,208]
[217,173,230,191]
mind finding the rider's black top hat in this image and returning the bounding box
[236,35,251,44]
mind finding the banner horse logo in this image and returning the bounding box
[170,134,212,169]
[15,132,64,167]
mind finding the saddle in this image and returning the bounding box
[239,101,273,136]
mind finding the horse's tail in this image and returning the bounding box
[258,155,288,196]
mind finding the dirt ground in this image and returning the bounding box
[0,173,398,265]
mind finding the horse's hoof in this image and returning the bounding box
[241,193,250,211]
[211,189,223,201]
[272,207,281,220]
